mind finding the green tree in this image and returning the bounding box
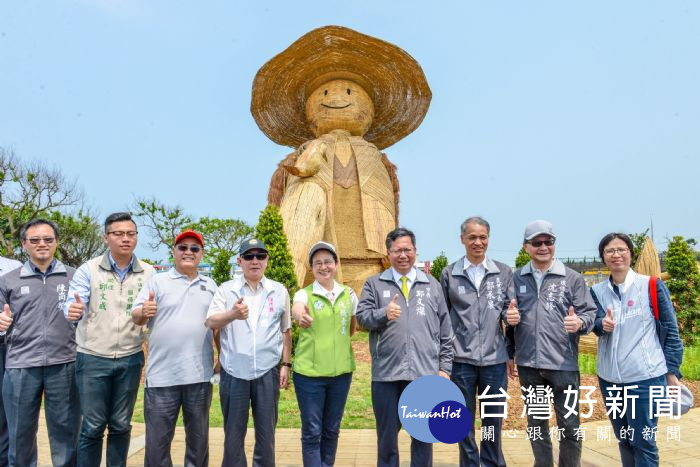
[254,205,300,353]
[430,252,448,280]
[515,247,530,268]
[1,149,82,257]
[211,251,233,285]
[131,197,192,251]
[191,216,253,264]
[48,210,104,267]
[665,236,700,345]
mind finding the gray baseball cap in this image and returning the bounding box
[524,220,556,241]
[308,241,338,264]
[239,238,268,255]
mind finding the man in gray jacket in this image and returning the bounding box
[357,227,453,467]
[0,254,21,467]
[507,220,597,467]
[0,219,79,467]
[441,217,516,467]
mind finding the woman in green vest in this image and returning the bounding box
[292,241,357,466]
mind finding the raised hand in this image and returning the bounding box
[143,291,157,319]
[0,304,12,332]
[299,304,313,328]
[564,306,581,334]
[231,297,249,320]
[67,293,85,321]
[506,298,520,326]
[386,294,401,321]
[602,307,616,333]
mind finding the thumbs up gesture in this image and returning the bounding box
[0,304,13,332]
[143,291,157,319]
[67,293,85,321]
[602,307,616,333]
[505,298,520,326]
[564,306,582,334]
[299,304,313,328]
[386,294,401,321]
[231,297,249,320]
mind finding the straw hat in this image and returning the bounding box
[251,25,432,150]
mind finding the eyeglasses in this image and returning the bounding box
[27,237,56,245]
[107,231,138,238]
[528,239,555,247]
[604,247,630,256]
[176,244,202,253]
[241,252,268,261]
[389,248,415,256]
[312,259,335,268]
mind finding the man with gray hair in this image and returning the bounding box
[507,220,597,467]
[440,217,517,467]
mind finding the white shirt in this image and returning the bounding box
[391,267,417,291]
[463,260,486,290]
[532,262,555,292]
[293,280,358,314]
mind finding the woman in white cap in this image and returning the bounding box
[590,233,684,467]
[291,241,357,466]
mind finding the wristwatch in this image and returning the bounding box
[281,362,292,368]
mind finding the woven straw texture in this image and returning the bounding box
[251,25,431,150]
[635,236,662,277]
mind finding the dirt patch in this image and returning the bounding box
[353,339,372,364]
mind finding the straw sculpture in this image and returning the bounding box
[635,237,662,277]
[252,26,431,292]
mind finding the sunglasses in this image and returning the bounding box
[528,239,555,247]
[241,252,268,261]
[27,237,56,245]
[176,244,202,253]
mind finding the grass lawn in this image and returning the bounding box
[132,333,700,428]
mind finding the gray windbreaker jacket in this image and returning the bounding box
[357,268,453,382]
[507,260,596,371]
[0,260,76,368]
[440,257,514,366]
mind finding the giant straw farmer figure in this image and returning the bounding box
[252,26,431,293]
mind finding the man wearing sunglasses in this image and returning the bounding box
[206,238,292,467]
[507,220,597,467]
[0,219,79,466]
[64,212,155,467]
[131,229,217,466]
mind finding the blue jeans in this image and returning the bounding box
[451,362,507,467]
[220,367,280,467]
[517,366,581,467]
[598,375,666,467]
[2,362,80,467]
[371,380,433,467]
[294,372,352,467]
[75,351,144,467]
[144,382,212,467]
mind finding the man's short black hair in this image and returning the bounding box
[104,212,136,231]
[385,227,416,250]
[20,218,59,241]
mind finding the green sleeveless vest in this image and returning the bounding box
[294,284,356,377]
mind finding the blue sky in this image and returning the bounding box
[1,1,698,265]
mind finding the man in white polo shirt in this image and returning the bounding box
[206,238,292,467]
[132,229,217,467]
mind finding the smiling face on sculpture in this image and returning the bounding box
[305,79,375,137]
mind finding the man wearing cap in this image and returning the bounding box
[131,229,217,466]
[64,212,155,466]
[440,217,515,467]
[0,254,21,465]
[357,227,453,467]
[0,219,79,466]
[507,220,597,467]
[205,238,292,467]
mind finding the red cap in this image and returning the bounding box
[174,229,204,247]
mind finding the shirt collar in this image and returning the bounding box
[30,258,57,275]
[391,266,417,283]
[167,267,203,283]
[108,252,134,273]
[312,280,344,298]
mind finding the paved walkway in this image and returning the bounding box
[36,409,700,466]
